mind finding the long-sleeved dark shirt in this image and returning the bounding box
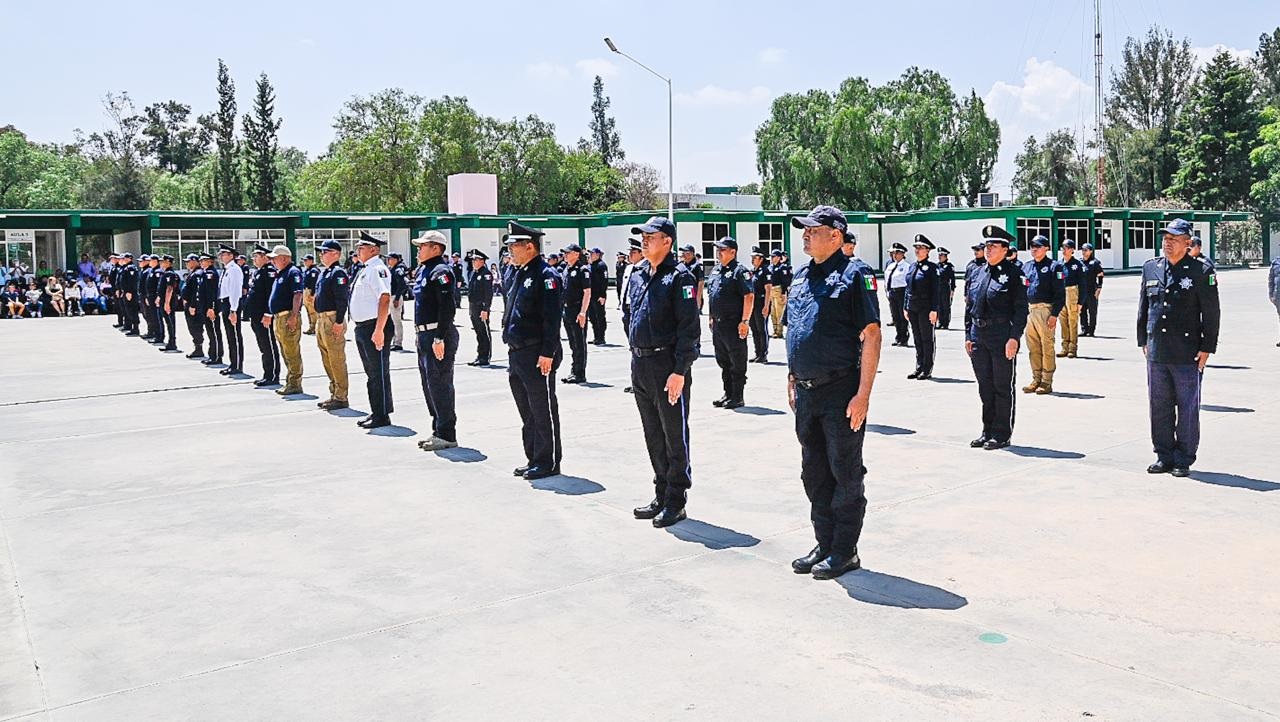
[503,256,563,357]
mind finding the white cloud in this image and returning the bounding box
[984,58,1093,195]
[525,62,570,81]
[675,85,771,107]
[757,47,786,65]
[575,58,619,79]
[1190,44,1253,69]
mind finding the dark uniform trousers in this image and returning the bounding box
[159,303,177,348]
[469,305,491,363]
[184,307,205,353]
[588,299,607,344]
[207,309,223,362]
[1147,361,1202,468]
[970,330,1017,442]
[251,315,281,382]
[938,291,953,329]
[794,373,867,557]
[507,344,563,470]
[631,349,693,508]
[218,299,244,371]
[907,310,935,374]
[1080,291,1099,335]
[562,309,589,378]
[127,294,142,333]
[355,318,394,421]
[711,319,748,399]
[416,326,459,442]
[888,288,909,344]
[749,296,769,360]
[142,293,157,339]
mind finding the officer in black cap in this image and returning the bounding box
[138,254,157,341]
[936,247,956,329]
[767,248,792,338]
[1057,239,1084,359]
[748,245,772,362]
[1008,243,1020,263]
[620,238,644,395]
[411,230,460,451]
[502,221,565,480]
[903,234,941,380]
[155,255,180,352]
[1189,232,1214,270]
[301,252,320,335]
[180,253,206,358]
[884,242,910,346]
[963,242,985,300]
[587,246,609,344]
[244,244,281,387]
[705,236,752,408]
[312,239,351,410]
[1079,242,1105,336]
[466,249,494,366]
[1021,235,1065,394]
[624,215,700,527]
[614,251,628,306]
[559,243,592,384]
[197,253,222,363]
[678,243,705,314]
[786,205,882,580]
[387,251,408,352]
[108,254,123,328]
[964,226,1028,450]
[1138,218,1220,477]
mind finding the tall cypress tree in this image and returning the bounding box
[1168,51,1261,209]
[211,59,242,210]
[589,76,624,167]
[242,72,284,211]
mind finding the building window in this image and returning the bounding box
[1095,227,1113,250]
[1057,219,1090,249]
[757,223,785,256]
[1016,218,1051,248]
[1130,220,1155,250]
[700,222,729,262]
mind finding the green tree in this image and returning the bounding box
[953,91,1001,205]
[210,59,243,210]
[1011,130,1090,205]
[0,129,88,208]
[1255,27,1280,108]
[241,72,285,210]
[618,161,662,210]
[1168,51,1262,209]
[79,92,151,209]
[1250,106,1280,225]
[141,101,209,174]
[585,75,624,167]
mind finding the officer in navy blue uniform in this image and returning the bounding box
[118,253,140,335]
[626,216,701,528]
[1269,254,1280,345]
[748,247,772,362]
[244,244,281,387]
[559,243,592,384]
[180,254,206,358]
[1079,242,1105,337]
[302,253,321,336]
[466,250,494,366]
[903,235,941,380]
[963,242,984,299]
[197,253,222,365]
[138,255,157,341]
[936,248,956,329]
[502,221,565,481]
[411,231,461,451]
[786,205,882,580]
[388,252,409,352]
[965,226,1029,450]
[1138,218,1220,477]
[706,236,753,408]
[108,256,123,328]
[156,255,181,352]
[587,247,609,344]
[679,243,706,314]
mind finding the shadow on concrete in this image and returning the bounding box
[837,570,969,610]
[732,405,786,416]
[1206,364,1250,370]
[1051,392,1105,400]
[1005,445,1085,459]
[368,425,417,438]
[928,377,973,384]
[759,361,787,367]
[434,447,487,463]
[1089,335,1124,340]
[228,372,255,380]
[1073,356,1113,361]
[281,393,320,401]
[528,474,604,495]
[1201,404,1254,413]
[1191,471,1279,492]
[578,382,614,389]
[665,519,760,549]
[867,424,916,436]
[328,407,366,418]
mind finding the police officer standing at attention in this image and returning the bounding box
[706,236,753,409]
[884,243,910,346]
[559,243,592,384]
[1189,234,1214,270]
[614,251,627,307]
[964,242,984,297]
[197,252,222,364]
[216,244,245,376]
[108,254,123,329]
[244,244,281,388]
[137,254,155,341]
[348,233,395,429]
[264,245,305,395]
[312,240,351,411]
[180,254,206,359]
[301,253,320,335]
[626,215,700,528]
[679,244,705,314]
[903,235,941,380]
[466,250,494,367]
[156,255,181,353]
[936,247,956,329]
[620,238,644,394]
[502,221,565,481]
[410,231,461,451]
[748,246,772,363]
[1021,235,1065,395]
[965,226,1028,451]
[1138,219,1220,478]
[387,252,409,352]
[1057,239,1084,359]
[119,252,140,335]
[786,205,882,580]
[1079,242,1105,337]
[587,247,609,345]
[768,249,792,338]
[1269,253,1280,345]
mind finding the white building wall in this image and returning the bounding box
[849,222,881,270]
[459,228,503,259]
[880,218,1004,268]
[585,224,634,260]
[113,230,141,256]
[734,222,760,250]
[1094,220,1121,269]
[387,228,410,261]
[540,228,579,254]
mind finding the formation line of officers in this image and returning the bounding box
[103,211,1221,580]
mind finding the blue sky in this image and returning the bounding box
[4,0,1274,201]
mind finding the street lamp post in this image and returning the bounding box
[604,37,674,220]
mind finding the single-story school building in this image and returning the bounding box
[0,205,1262,277]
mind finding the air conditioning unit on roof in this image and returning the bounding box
[978,192,999,208]
[934,195,957,209]
[1036,196,1059,206]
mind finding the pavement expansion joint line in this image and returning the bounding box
[0,512,52,717]
[0,408,317,447]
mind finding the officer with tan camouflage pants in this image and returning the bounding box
[1058,239,1085,358]
[1019,236,1065,394]
[312,240,351,410]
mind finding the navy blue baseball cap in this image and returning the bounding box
[714,236,738,250]
[631,216,677,240]
[589,247,603,255]
[1163,218,1193,236]
[184,253,199,262]
[791,205,852,241]
[678,243,696,253]
[1062,239,1076,249]
[1029,235,1049,249]
[302,253,316,261]
[562,243,583,254]
[316,240,343,253]
[388,252,402,261]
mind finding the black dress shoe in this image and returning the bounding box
[969,436,989,448]
[523,465,561,480]
[722,398,745,410]
[792,545,828,574]
[712,396,728,407]
[356,415,375,427]
[362,417,392,430]
[811,552,861,580]
[907,371,920,379]
[623,386,633,394]
[633,498,663,519]
[983,438,1010,451]
[1147,461,1171,474]
[1170,466,1190,477]
[513,465,530,477]
[748,356,760,363]
[186,351,204,359]
[561,375,583,384]
[757,358,768,364]
[652,506,686,528]
[917,372,932,381]
[254,379,273,387]
[124,331,139,337]
[218,369,231,376]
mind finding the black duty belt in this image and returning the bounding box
[632,346,670,358]
[509,340,540,351]
[789,366,856,390]
[973,317,1011,328]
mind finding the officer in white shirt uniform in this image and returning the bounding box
[348,232,395,429]
[216,243,245,375]
[884,242,911,346]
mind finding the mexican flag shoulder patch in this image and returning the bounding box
[438,276,450,286]
[681,285,694,299]
[1207,274,1217,286]
[1023,277,1031,286]
[1055,271,1064,280]
[864,275,877,291]
[545,279,557,290]
[338,277,347,285]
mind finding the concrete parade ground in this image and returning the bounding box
[1,267,1278,721]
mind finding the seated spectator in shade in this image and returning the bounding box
[47,276,67,317]
[78,255,96,281]
[80,276,105,314]
[24,282,42,317]
[2,283,25,318]
[65,278,83,316]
